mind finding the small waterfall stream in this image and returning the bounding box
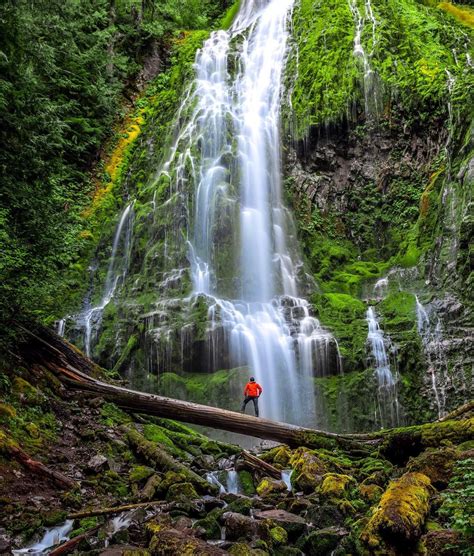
[366,306,400,428]
[415,296,449,418]
[76,202,134,356]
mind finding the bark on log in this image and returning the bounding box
[241,450,282,479]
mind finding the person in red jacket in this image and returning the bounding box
[241,376,263,417]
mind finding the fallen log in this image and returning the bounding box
[123,426,217,494]
[241,450,282,479]
[0,430,77,489]
[18,324,474,458]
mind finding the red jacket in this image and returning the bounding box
[244,381,262,397]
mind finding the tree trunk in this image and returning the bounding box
[18,325,474,459]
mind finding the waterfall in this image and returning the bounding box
[172,0,339,426]
[348,0,381,119]
[77,202,134,356]
[366,306,400,428]
[415,296,448,418]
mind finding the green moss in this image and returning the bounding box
[71,516,99,538]
[100,402,131,427]
[238,470,256,496]
[166,481,198,501]
[270,525,288,545]
[129,465,155,484]
[289,448,328,492]
[219,0,240,30]
[361,472,434,548]
[320,473,354,498]
[256,477,287,497]
[0,402,16,419]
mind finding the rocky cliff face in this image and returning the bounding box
[60,0,473,433]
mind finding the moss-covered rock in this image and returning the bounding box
[320,473,354,499]
[238,470,256,496]
[289,448,327,492]
[256,477,287,498]
[361,472,434,549]
[407,447,458,488]
[0,402,16,419]
[129,465,155,484]
[166,482,198,502]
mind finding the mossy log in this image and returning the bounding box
[123,426,215,494]
[18,325,474,458]
[361,472,435,549]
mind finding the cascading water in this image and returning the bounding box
[415,295,449,418]
[153,0,339,426]
[76,202,134,356]
[366,306,400,428]
[348,0,381,119]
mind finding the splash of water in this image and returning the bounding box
[13,520,74,555]
[366,306,400,428]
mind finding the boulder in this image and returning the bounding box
[289,448,327,492]
[298,526,349,555]
[221,512,257,541]
[254,509,307,539]
[320,473,354,498]
[406,447,458,488]
[87,454,108,473]
[149,527,227,555]
[256,477,287,497]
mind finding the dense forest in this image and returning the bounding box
[0,0,473,554]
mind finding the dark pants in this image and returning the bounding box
[241,396,259,417]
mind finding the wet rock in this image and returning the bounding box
[222,512,257,541]
[193,454,216,470]
[306,503,345,529]
[254,509,307,539]
[87,454,109,473]
[256,477,287,497]
[289,448,327,492]
[139,475,162,501]
[149,527,227,555]
[298,526,349,555]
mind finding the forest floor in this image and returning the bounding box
[0,351,473,555]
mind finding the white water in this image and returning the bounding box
[348,0,381,119]
[415,296,448,418]
[77,203,134,356]
[366,306,400,427]
[206,469,241,494]
[154,0,339,426]
[13,520,74,555]
[281,469,292,491]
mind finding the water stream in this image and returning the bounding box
[415,295,449,418]
[76,202,134,356]
[366,306,400,428]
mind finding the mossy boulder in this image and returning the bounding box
[289,448,327,492]
[129,465,155,484]
[297,526,349,555]
[166,482,198,502]
[12,377,41,404]
[361,472,435,549]
[256,477,287,497]
[273,445,292,467]
[193,511,222,540]
[320,473,354,499]
[238,470,256,496]
[149,527,227,555]
[406,447,458,488]
[269,525,288,545]
[420,529,461,555]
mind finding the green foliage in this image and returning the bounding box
[439,458,474,552]
[0,0,230,351]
